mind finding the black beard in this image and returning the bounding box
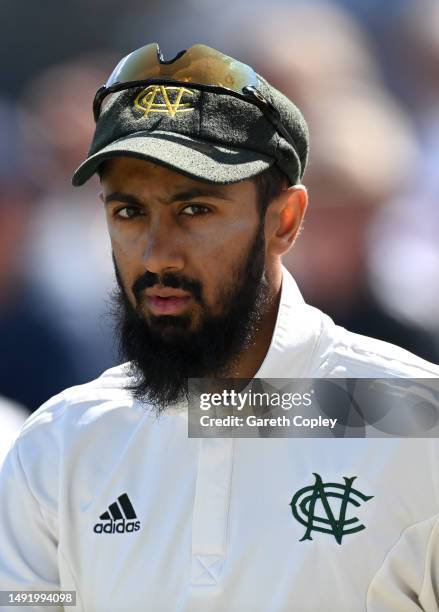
[111,220,271,413]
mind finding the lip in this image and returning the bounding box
[145,287,191,299]
[145,295,192,315]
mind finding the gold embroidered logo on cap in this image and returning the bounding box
[134,85,195,117]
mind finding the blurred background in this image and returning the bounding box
[1,0,439,455]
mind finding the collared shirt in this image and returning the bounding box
[1,267,439,612]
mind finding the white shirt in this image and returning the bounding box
[0,397,28,467]
[1,267,439,612]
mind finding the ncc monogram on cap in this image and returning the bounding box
[134,85,196,117]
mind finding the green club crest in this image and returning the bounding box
[290,473,373,545]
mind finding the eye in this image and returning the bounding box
[114,205,144,219]
[180,204,211,217]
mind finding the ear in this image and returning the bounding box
[266,185,308,257]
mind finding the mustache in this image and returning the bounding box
[132,270,203,304]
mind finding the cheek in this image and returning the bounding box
[106,220,145,260]
[109,233,142,303]
[106,218,154,289]
[192,219,258,301]
[191,219,256,256]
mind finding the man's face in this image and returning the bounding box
[101,157,271,411]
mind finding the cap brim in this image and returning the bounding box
[72,131,274,186]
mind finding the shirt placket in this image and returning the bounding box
[190,437,234,587]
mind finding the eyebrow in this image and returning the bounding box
[167,188,232,204]
[103,187,232,206]
[104,192,142,206]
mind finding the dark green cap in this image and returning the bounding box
[72,76,309,187]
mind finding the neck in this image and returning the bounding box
[229,264,283,379]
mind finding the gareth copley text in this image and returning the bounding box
[199,414,338,429]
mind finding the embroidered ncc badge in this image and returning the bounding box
[290,473,374,545]
[134,85,195,117]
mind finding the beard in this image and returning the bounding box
[111,219,271,413]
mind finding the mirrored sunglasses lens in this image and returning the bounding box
[105,43,161,87]
[105,43,258,93]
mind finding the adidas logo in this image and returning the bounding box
[93,493,141,534]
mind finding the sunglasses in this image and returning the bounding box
[93,43,298,154]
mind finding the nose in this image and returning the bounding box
[141,216,185,275]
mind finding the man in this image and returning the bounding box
[0,43,439,611]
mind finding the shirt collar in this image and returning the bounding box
[255,265,323,379]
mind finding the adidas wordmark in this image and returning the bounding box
[93,493,141,534]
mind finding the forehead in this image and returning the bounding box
[100,157,257,203]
